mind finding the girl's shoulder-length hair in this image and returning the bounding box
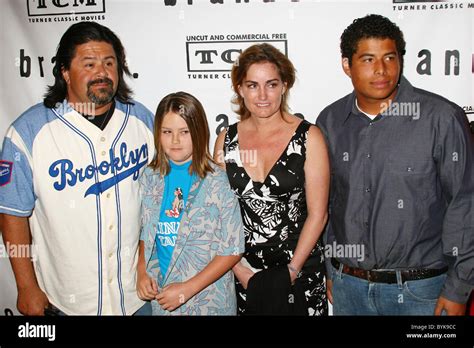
[149,91,215,178]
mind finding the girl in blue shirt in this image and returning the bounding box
[137,92,244,315]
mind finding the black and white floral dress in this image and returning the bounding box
[223,120,327,316]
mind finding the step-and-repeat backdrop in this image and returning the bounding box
[1,0,473,315]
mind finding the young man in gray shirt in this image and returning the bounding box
[317,14,473,315]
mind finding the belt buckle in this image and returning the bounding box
[352,267,373,282]
[366,270,376,282]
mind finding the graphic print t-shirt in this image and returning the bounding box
[156,160,194,279]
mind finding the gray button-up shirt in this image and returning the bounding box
[316,76,474,303]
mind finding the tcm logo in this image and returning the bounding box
[186,40,287,72]
[27,0,105,16]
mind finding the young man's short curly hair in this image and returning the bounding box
[340,14,406,67]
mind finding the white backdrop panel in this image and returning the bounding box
[1,0,472,315]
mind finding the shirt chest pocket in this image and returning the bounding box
[388,158,436,201]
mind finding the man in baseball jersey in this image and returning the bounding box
[0,22,154,315]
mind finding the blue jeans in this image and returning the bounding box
[331,264,446,315]
[133,301,153,316]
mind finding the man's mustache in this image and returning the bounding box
[87,78,113,88]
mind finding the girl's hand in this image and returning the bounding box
[137,270,159,300]
[156,282,193,312]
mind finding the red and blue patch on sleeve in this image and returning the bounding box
[0,160,13,186]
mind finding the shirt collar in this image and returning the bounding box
[342,75,413,124]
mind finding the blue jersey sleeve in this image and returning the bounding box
[0,126,35,216]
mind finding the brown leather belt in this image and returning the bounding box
[331,258,447,284]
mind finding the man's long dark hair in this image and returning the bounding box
[44,21,133,108]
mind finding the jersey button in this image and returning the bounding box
[101,150,106,156]
[106,193,111,198]
[108,252,114,259]
[100,137,106,142]
[109,225,113,230]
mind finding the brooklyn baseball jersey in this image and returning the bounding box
[0,99,154,315]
